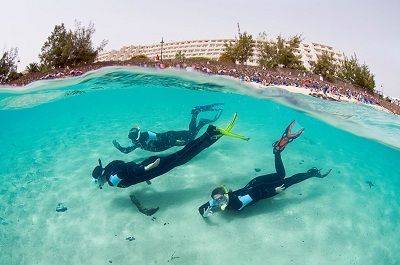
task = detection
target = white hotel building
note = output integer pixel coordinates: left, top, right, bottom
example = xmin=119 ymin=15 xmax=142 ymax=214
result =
xmin=97 ymin=38 xmax=344 ymax=69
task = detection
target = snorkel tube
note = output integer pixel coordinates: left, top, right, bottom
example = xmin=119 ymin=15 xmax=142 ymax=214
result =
xmin=92 ymin=159 xmax=105 ymax=189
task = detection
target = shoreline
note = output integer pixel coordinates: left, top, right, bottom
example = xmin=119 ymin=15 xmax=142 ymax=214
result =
xmin=1 ymin=59 xmax=399 ymax=115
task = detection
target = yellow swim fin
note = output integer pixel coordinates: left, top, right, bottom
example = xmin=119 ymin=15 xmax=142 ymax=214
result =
xmin=217 ymin=113 xmax=250 ymax=141
xmin=225 ymin=112 xmax=238 ymax=132
xmin=218 ymin=130 xmax=250 ymax=141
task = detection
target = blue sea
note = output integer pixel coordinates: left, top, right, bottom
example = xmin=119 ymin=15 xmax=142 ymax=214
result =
xmin=0 ymin=67 xmax=399 ymax=264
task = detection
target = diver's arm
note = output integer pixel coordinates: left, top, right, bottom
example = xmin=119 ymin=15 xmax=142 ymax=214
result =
xmin=198 ymin=202 xmax=212 ymax=217
xmin=198 ymin=200 xmax=222 ymax=217
xmin=113 ymin=140 xmax=138 ymax=154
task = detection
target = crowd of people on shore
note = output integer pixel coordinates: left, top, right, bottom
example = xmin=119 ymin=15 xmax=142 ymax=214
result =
xmin=40 ymin=69 xmax=84 ymax=80
xmin=388 ymin=97 xmax=400 ymax=107
xmin=182 ymin=62 xmax=378 ymax=105
xmin=4 ymin=59 xmax=399 ymax=113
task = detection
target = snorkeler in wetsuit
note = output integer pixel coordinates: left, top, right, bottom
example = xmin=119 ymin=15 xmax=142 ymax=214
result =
xmin=198 ymin=121 xmax=332 ymax=217
xmin=92 ymin=113 xmax=249 ymax=190
xmin=112 ymin=103 xmax=224 ymax=153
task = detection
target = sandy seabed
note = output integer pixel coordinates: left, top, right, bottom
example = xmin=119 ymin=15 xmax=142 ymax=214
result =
xmin=1 ymin=68 xmax=399 ymax=264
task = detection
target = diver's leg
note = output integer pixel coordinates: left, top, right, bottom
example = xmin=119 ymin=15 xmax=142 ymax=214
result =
xmin=188 ymin=112 xmax=199 ymax=133
xmin=160 ymin=111 xmax=199 ymax=146
xmin=142 ymin=114 xmax=247 ymax=180
xmin=245 ymin=173 xmax=282 ymax=189
xmin=242 ymin=153 xmax=286 ymax=197
xmin=161 ymin=130 xmax=192 ymax=147
xmin=195 ymin=109 xmax=223 ymax=134
xmin=165 ymin=125 xmax=220 ymax=167
xmin=284 ymin=168 xmax=330 ymax=188
xmin=283 ymin=172 xmax=314 ymax=189
xmin=245 ymin=152 xmax=286 ymax=188
xmin=274 ymin=152 xmax=286 ymax=180
xmin=144 ymin=125 xmax=221 ymax=177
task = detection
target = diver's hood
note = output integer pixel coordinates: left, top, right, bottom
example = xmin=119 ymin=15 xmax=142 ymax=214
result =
xmin=128 ymin=127 xmax=141 ymax=141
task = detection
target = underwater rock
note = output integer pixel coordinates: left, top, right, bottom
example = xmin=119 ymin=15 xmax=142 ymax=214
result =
xmin=167 ymin=251 xmax=180 ymax=262
xmin=55 ymin=203 xmax=67 ymax=212
xmin=126 ymin=236 xmax=135 ymax=241
xmin=0 ymin=217 xmax=9 ymax=225
xmin=254 ymin=168 xmax=261 ymax=172
xmin=65 ymin=90 xmax=85 ymax=96
xmin=366 ymin=181 xmax=374 ymax=188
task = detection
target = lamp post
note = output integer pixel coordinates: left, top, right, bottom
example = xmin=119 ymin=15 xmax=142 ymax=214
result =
xmin=160 ymin=37 xmax=164 ymax=63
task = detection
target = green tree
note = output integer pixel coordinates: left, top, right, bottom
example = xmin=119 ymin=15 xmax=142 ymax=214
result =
xmin=277 ymin=35 xmax=304 ymax=69
xmin=257 ymin=35 xmax=278 ymax=68
xmin=39 ymin=22 xmax=106 ymax=68
xmin=222 ymin=41 xmax=236 ymax=63
xmin=39 ymin=23 xmax=73 ymax=68
xmin=258 ymin=34 xmax=304 ymax=70
xmin=69 ymin=22 xmax=107 ymax=65
xmin=337 ymin=55 xmax=358 ymax=83
xmin=175 ymin=50 xmax=185 ymax=61
xmin=222 ymin=32 xmax=255 ymax=64
xmin=130 ymin=54 xmax=149 ymax=61
xmin=355 ymin=64 xmax=375 ymax=92
xmin=26 ymin=62 xmax=40 ymax=73
xmin=218 ymin=52 xmax=235 ymax=63
xmin=0 ymin=48 xmax=19 ymax=83
xmin=311 ymin=51 xmax=337 ymax=81
xmin=234 ymin=32 xmax=255 ymax=64
xmin=338 ymin=55 xmax=375 ymax=92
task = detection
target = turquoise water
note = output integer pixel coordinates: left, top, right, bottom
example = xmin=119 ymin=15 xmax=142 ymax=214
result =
xmin=1 ymin=67 xmax=399 ymax=264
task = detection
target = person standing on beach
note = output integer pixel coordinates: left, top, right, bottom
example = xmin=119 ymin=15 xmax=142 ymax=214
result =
xmin=198 ymin=121 xmax=331 ymax=217
xmin=112 ymin=103 xmax=224 ymax=153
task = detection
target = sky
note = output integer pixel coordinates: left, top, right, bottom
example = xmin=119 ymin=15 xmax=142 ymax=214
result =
xmin=1 ymin=0 xmax=399 ymax=97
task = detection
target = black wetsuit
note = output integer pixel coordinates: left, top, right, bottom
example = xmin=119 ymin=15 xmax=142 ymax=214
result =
xmin=102 ymin=125 xmax=220 ymax=188
xmin=199 ymin=152 xmax=318 ymax=213
xmin=116 ymin=112 xmax=210 ymax=153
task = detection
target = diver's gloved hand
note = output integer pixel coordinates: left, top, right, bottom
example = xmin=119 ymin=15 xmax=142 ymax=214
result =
xmin=112 ymin=140 xmax=121 ymax=148
xmin=318 ymin=169 xmax=332 ymax=178
xmin=144 ymin=158 xmax=160 ymax=171
xmin=275 ymin=184 xmax=285 ymax=193
xmin=202 ymin=206 xmax=214 ymax=217
xmin=307 ymin=168 xmax=332 ymax=178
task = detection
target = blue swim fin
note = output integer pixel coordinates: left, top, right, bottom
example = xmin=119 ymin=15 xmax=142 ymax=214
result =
xmin=192 ymin=103 xmax=224 ymax=114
